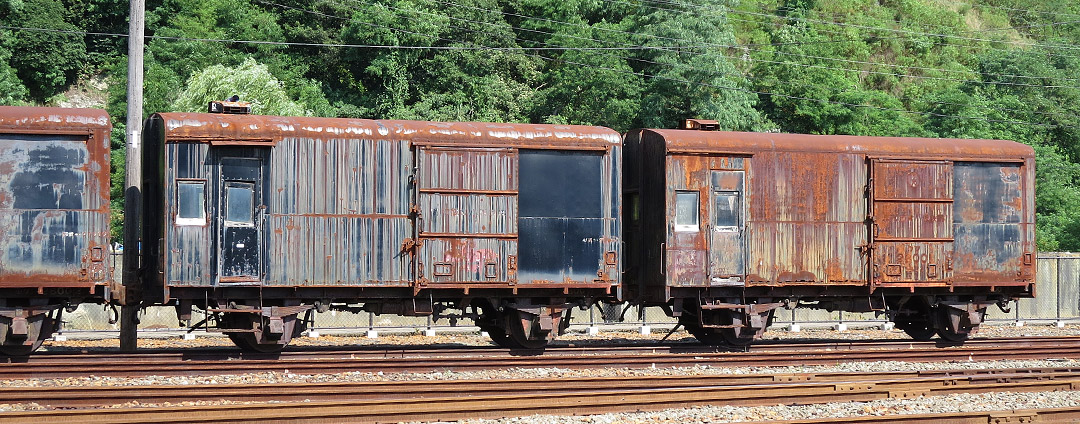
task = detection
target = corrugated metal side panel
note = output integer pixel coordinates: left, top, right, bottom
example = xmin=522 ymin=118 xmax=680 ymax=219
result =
xmin=266 ymin=138 xmax=412 ymax=286
xmin=271 ymin=138 xmax=410 ymax=216
xmin=422 ymin=194 xmax=516 ymax=234
xmin=266 ymin=215 xmax=410 ymax=286
xmin=418 ymin=149 xmax=515 ymax=191
xmin=873 ymin=160 xmax=953 ymax=200
xmin=165 ymin=143 xmax=211 ymax=286
xmin=417 ymin=147 xmax=517 ymax=285
xmin=746 ymin=152 xmax=867 ymax=285
xmin=952 ymin=162 xmax=1026 ymax=283
xmin=874 ymin=203 xmax=952 ymax=239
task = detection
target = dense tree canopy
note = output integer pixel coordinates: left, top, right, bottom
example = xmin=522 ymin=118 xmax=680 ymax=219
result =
xmin=3 ymin=0 xmax=1080 ymax=250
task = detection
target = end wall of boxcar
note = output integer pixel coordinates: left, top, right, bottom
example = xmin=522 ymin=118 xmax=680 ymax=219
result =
xmin=0 ymin=106 xmax=112 ymax=354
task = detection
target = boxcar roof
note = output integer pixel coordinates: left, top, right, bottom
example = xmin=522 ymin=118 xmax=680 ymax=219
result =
xmin=152 ymin=113 xmax=622 ymax=149
xmin=640 ymin=129 xmax=1034 ymax=160
xmin=0 ymin=106 xmax=110 ymax=131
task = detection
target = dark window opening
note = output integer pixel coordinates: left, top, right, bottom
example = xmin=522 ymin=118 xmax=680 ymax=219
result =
xmin=713 ymin=191 xmax=740 ymax=228
xmin=225 ymin=183 xmax=254 ymax=226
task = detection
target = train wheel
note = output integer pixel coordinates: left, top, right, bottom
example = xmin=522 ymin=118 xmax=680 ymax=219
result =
xmin=893 ymin=298 xmax=936 ymax=341
xmin=897 ymin=320 xmax=936 ymax=341
xmin=679 ymin=313 xmax=724 ymax=345
xmin=471 ymin=300 xmax=516 ymax=348
xmin=0 ymin=313 xmax=55 ymax=356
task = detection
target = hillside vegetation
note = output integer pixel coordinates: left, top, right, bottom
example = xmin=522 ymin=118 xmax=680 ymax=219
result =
xmin=2 ymin=0 xmax=1079 ymax=250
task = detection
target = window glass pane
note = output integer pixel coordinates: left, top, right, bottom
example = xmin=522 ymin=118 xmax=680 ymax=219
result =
xmin=177 ymin=182 xmax=205 ymax=220
xmin=675 ymin=191 xmax=699 ymax=230
xmin=226 ymin=185 xmax=254 ymax=224
xmin=714 ymin=192 xmax=740 ymax=227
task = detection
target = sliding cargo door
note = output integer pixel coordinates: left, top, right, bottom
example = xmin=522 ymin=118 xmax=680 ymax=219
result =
xmin=415 ymin=147 xmax=517 ymax=286
xmin=517 ymin=150 xmax=605 ymax=283
xmin=870 ymin=159 xmax=953 ymax=287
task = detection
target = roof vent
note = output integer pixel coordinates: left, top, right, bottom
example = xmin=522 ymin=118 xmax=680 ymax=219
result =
xmin=208 ymin=95 xmax=252 ymax=114
xmin=681 ymin=119 xmax=719 ymax=131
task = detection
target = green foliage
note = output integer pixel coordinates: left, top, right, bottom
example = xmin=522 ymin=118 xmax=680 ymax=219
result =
xmin=2 ymin=0 xmax=87 ymax=99
xmin=171 ymin=58 xmax=306 ymax=115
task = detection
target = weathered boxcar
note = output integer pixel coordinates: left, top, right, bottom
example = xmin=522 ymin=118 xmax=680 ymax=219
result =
xmin=139 ymin=108 xmax=621 ymax=351
xmin=0 ymin=106 xmax=113 ymax=354
xmin=623 ymin=121 xmax=1035 ymax=344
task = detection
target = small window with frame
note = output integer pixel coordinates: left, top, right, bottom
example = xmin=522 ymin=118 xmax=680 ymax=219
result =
xmin=175 ymin=180 xmax=206 ymax=226
xmin=713 ymin=191 xmax=741 ymax=231
xmin=224 ymin=182 xmax=255 ymax=227
xmin=674 ymin=191 xmax=699 ymax=232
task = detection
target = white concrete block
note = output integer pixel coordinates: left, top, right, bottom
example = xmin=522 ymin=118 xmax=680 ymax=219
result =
xmin=1057 ymin=321 xmax=1067 ymax=328
xmin=835 ymin=323 xmax=848 ymax=332
xmin=587 ymin=326 xmax=600 ymax=336
xmin=639 ymin=325 xmax=651 ymax=335
xmin=53 ymin=334 xmax=67 ymax=342
xmin=307 ymin=330 xmax=321 ymax=338
xmin=424 ymin=329 xmax=436 ymax=337
xmin=789 ymin=324 xmax=801 ymax=333
xmin=1015 ymin=321 xmax=1025 ymax=327
xmin=183 ymin=333 xmax=196 ymax=341
xmin=480 ymin=331 xmax=490 ymax=338
xmin=366 ymin=330 xmax=379 ymax=338
xmin=881 ymin=322 xmax=895 ymax=331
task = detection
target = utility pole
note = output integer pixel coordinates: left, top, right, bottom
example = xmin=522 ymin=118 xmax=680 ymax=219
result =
xmin=121 ymin=0 xmax=145 ymax=352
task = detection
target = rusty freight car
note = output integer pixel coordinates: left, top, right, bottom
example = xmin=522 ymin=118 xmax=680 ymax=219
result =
xmin=139 ymin=106 xmax=622 ymax=351
xmin=0 ymin=106 xmax=114 ymax=355
xmin=623 ymin=121 xmax=1035 ymax=345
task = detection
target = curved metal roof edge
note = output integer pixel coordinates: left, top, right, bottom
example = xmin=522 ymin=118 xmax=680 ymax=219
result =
xmin=152 ymin=112 xmax=622 ymax=146
xmin=0 ymin=106 xmax=111 ymax=130
xmin=638 ymin=129 xmax=1035 ymax=158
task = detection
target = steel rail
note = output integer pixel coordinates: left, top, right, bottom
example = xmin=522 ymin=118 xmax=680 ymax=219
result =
xmin=762 ymin=407 xmax=1080 ymax=423
xmin=6 ymin=367 xmax=1080 ymax=409
xmin=17 ymin=335 xmax=1080 ymax=363
xmin=3 ymin=342 xmax=1080 ymax=379
xmin=3 ymin=370 xmax=1080 ymax=423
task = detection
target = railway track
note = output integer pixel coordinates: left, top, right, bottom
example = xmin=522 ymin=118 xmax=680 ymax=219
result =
xmin=3 ymin=337 xmax=1080 ymax=379
xmin=2 ymin=366 xmax=1080 ymax=423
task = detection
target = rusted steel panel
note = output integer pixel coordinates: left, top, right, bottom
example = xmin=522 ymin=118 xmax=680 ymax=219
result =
xmin=150 ymin=112 xmax=620 ymax=294
xmin=0 ymin=107 xmax=111 ymax=289
xmin=649 ymin=129 xmax=1033 ymax=160
xmin=952 ymin=162 xmax=1029 ymax=283
xmin=874 ymin=242 xmax=952 ymax=283
xmin=421 ymin=194 xmax=517 ymax=235
xmin=872 ymin=160 xmax=953 ymax=201
xmin=633 ymin=128 xmax=1035 ymax=299
xmin=874 ymin=202 xmax=952 ymax=240
xmin=154 ymin=113 xmax=621 ymax=149
xmin=418 ymin=148 xmax=516 ymax=191
xmin=417 ymin=147 xmax=517 ymax=285
xmin=165 ymin=143 xmax=211 ymax=286
xmin=744 ymin=152 xmax=867 ymax=285
xmin=420 ymin=238 xmax=515 ymax=283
